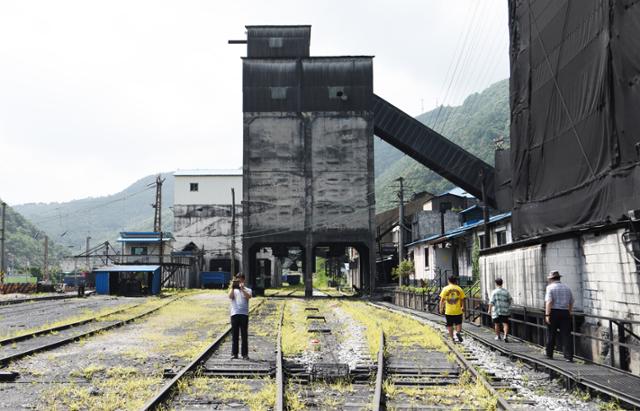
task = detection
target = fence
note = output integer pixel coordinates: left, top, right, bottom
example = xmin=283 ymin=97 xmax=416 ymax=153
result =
xmin=0 ymin=283 xmax=38 ymax=294
xmin=393 ymin=288 xmax=640 ymax=372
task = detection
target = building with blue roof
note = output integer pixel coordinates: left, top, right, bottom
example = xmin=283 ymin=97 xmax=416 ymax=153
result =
xmin=407 ymin=210 xmax=512 ymax=286
xmin=117 ymin=232 xmax=175 ymax=265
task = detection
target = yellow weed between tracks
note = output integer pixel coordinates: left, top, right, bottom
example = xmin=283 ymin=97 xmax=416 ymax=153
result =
xmin=39 ymin=290 xmax=230 ymax=411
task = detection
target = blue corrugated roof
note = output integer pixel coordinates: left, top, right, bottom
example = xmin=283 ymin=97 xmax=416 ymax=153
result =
xmin=93 ymin=265 xmax=160 ymax=272
xmin=407 ymin=212 xmax=511 ymax=248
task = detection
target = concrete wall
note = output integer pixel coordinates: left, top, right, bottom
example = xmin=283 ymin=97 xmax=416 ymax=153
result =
xmin=480 ymin=244 xmax=544 ymax=304
xmin=479 ymin=228 xmax=640 ymax=372
xmin=412 ymin=210 xmax=460 ymax=240
xmin=174 ymin=175 xmax=242 ymax=206
xmin=243 ymin=111 xmax=376 ymax=290
xmin=244 ymin=115 xmax=306 ymax=233
xmin=173 ymin=204 xmax=242 ymax=273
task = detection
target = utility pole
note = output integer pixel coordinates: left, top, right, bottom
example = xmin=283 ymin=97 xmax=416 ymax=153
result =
xmin=0 ymin=202 xmax=6 ymax=277
xmin=480 ymin=169 xmax=491 ymax=249
xmin=43 ymin=236 xmax=49 ymax=282
xmin=230 ymin=188 xmax=236 ymax=277
xmin=85 ymin=236 xmax=91 ymax=271
xmin=396 ymin=177 xmax=405 ymax=286
xmin=151 ymin=175 xmax=165 ymax=270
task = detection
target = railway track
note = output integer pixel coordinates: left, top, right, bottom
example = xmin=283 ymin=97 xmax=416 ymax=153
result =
xmin=142 ymin=298 xmax=286 ymax=410
xmin=370 ymin=302 xmax=519 ymax=410
xmin=0 ymin=296 xmax=181 ymax=368
xmin=0 ymin=291 xmax=91 ymax=307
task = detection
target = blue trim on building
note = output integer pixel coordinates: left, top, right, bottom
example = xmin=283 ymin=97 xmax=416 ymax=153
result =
xmin=407 ymin=212 xmax=512 ymax=248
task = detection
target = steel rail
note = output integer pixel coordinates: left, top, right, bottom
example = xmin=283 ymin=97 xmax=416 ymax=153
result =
xmin=442 ymin=333 xmax=513 ymax=411
xmin=368 ymin=302 xmax=513 ymax=411
xmin=458 ymin=326 xmax=640 ymax=409
xmin=0 ymin=296 xmax=181 ymax=366
xmin=275 ymin=301 xmax=286 ymax=411
xmin=0 ymin=302 xmax=145 ymax=346
xmin=372 ymin=328 xmax=385 ymax=411
xmin=0 ymin=291 xmax=93 ymax=308
xmin=141 ymin=290 xmax=294 ymax=411
xmin=383 ymin=301 xmax=640 ymax=409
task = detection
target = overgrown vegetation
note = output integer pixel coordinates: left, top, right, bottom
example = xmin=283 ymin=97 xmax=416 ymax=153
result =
xmin=384 ymin=372 xmax=498 ymax=410
xmin=178 ymin=377 xmax=276 ymax=411
xmin=392 ymin=259 xmax=415 ymax=284
xmin=0 ymin=199 xmax=68 ymax=276
xmin=339 ymin=301 xmax=447 ymax=359
xmin=281 ymin=300 xmax=312 ymax=356
xmin=37 ymin=291 xmax=230 ymax=410
xmin=472 ymin=235 xmax=481 ymax=280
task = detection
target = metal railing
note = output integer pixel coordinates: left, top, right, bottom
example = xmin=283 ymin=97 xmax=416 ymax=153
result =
xmin=393 ymin=289 xmax=640 ymax=373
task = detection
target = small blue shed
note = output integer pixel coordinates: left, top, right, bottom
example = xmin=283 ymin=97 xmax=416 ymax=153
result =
xmin=93 ymin=265 xmax=161 ymax=296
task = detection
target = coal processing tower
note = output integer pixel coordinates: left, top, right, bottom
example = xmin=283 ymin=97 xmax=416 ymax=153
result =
xmin=236 ymin=26 xmax=376 ymax=296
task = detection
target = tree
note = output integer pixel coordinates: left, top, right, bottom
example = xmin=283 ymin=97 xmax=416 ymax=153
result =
xmin=472 ymin=236 xmax=480 ymax=280
xmin=393 ymin=259 xmax=415 ymax=286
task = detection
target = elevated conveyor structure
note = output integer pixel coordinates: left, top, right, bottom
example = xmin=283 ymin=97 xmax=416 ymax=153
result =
xmin=373 ymin=94 xmax=497 ymax=207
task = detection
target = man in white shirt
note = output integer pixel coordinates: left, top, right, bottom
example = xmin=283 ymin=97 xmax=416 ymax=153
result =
xmin=228 ymin=273 xmax=252 ymax=359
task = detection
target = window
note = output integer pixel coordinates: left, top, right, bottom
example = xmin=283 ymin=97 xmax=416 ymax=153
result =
xmin=190 ymin=183 xmax=199 ymax=192
xmin=270 ymin=87 xmax=287 ymax=99
xmin=496 ymin=230 xmax=507 ymax=246
xmin=424 ymin=246 xmax=429 ymax=269
xmin=269 ymin=37 xmax=283 ymax=48
xmin=132 ymin=247 xmax=148 ymax=256
xmin=478 ymin=233 xmax=486 ymax=249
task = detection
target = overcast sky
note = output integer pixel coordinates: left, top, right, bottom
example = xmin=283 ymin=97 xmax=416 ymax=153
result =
xmin=0 ymin=0 xmax=509 ymax=205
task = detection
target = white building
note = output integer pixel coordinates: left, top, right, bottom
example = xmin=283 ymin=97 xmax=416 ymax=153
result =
xmin=408 ymin=209 xmax=512 ymax=285
xmin=173 ymin=169 xmax=243 ymax=277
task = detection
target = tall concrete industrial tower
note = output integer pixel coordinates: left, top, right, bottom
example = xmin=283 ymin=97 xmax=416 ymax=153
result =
xmin=238 ymin=25 xmax=376 ymax=296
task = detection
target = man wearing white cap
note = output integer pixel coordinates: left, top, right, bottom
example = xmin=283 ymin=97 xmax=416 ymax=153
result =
xmin=544 ymin=270 xmax=574 ymax=362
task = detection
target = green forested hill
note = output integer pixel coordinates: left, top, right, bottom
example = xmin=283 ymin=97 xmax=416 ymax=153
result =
xmin=13 ymin=172 xmax=174 ymax=252
xmin=374 ymin=79 xmax=509 ymax=211
xmin=0 ymin=200 xmax=68 ymax=274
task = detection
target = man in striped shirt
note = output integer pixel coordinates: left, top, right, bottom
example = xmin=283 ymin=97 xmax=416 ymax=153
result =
xmin=544 ymin=270 xmax=575 ymax=362
xmin=489 ymin=278 xmax=513 ymax=342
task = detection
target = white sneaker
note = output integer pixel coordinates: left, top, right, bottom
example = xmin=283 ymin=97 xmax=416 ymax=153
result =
xmin=494 ymin=335 xmax=501 ymax=341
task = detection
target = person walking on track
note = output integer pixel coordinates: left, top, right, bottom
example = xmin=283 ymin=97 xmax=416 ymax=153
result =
xmin=489 ymin=277 xmax=513 ymax=342
xmin=228 ymin=273 xmax=252 ymax=360
xmin=544 ymin=270 xmax=574 ymax=362
xmin=439 ymin=275 xmax=466 ymax=343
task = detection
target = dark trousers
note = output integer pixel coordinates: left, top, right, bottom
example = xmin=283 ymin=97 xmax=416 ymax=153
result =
xmin=546 ymin=309 xmax=573 ymax=360
xmin=231 ymin=314 xmax=249 ymax=357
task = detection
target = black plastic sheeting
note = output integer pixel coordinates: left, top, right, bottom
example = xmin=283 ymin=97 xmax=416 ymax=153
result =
xmin=509 ymin=0 xmax=640 ymax=239
xmin=243 ymin=57 xmax=373 ymax=112
xmin=373 ymin=95 xmax=496 ymax=206
xmin=246 ymin=26 xmax=310 ymax=58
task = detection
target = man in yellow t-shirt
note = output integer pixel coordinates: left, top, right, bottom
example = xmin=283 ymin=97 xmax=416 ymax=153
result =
xmin=439 ymin=275 xmax=466 ymax=343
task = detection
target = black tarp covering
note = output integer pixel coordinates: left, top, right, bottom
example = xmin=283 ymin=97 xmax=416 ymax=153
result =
xmin=509 ymin=0 xmax=640 ymax=239
xmin=243 ymin=57 xmax=373 ymax=112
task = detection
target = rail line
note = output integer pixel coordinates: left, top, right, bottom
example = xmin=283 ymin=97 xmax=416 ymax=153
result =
xmin=0 ymin=296 xmax=180 ymax=367
xmin=379 ymin=301 xmax=640 ymax=409
xmin=0 ymin=291 xmax=91 ymax=307
xmin=142 ymin=291 xmax=292 ymax=410
xmin=370 ymin=302 xmax=514 ymax=410
xmin=0 ymin=301 xmax=145 ymax=347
